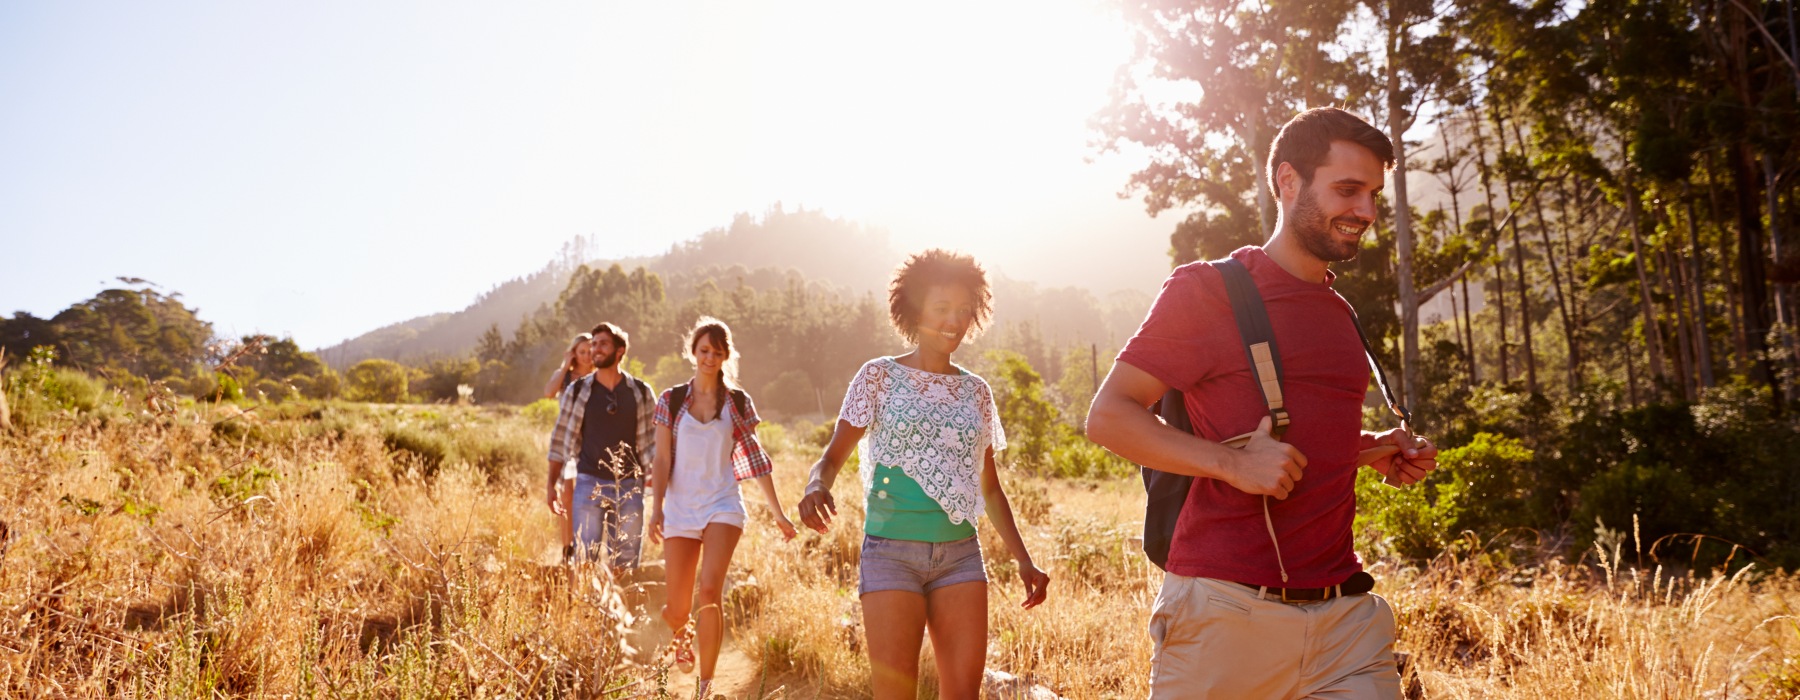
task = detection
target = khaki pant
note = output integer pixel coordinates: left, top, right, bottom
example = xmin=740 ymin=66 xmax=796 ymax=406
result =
xmin=1148 ymin=574 xmax=1400 ymax=699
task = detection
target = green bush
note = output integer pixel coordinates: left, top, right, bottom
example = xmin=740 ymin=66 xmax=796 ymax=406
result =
xmin=1355 ymin=432 xmax=1534 ymax=561
xmin=521 ymin=398 xmax=560 ymax=428
xmin=3 ymin=347 xmax=109 ymax=429
xmin=381 ymin=424 xmax=450 ymax=475
xmin=1045 ymin=437 xmax=1135 ymax=480
xmin=450 ymin=431 xmax=539 ymax=483
xmin=346 ymin=359 xmax=412 ymax=403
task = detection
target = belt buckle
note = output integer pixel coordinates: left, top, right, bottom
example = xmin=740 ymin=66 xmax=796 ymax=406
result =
xmin=1280 ymin=588 xmax=1305 ymax=604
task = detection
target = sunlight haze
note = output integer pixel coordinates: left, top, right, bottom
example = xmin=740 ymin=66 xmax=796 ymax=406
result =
xmin=0 ymin=0 xmax=1173 ymax=347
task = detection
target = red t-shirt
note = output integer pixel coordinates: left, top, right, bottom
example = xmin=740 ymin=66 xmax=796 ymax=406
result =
xmin=1117 ymin=246 xmax=1369 ymax=588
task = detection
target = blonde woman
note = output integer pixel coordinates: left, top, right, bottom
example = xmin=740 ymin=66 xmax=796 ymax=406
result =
xmin=797 ymin=250 xmax=1049 ymax=700
xmin=545 ymin=332 xmax=595 ymax=562
xmin=649 ymin=317 xmax=797 ymax=698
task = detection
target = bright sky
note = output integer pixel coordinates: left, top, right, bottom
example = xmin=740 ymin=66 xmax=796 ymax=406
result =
xmin=0 ymin=0 xmax=1173 ymax=348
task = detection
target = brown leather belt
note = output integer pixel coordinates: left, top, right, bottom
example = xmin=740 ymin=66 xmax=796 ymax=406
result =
xmin=1234 ymin=571 xmax=1375 ymax=604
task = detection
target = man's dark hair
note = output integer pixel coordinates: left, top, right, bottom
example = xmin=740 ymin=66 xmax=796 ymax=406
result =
xmin=589 ymin=322 xmax=629 ymax=353
xmin=1266 ymin=108 xmax=1394 ymax=201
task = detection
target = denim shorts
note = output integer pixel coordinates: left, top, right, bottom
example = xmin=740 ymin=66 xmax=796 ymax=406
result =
xmin=858 ymin=534 xmax=987 ymax=596
xmin=570 ymin=474 xmax=643 ymax=570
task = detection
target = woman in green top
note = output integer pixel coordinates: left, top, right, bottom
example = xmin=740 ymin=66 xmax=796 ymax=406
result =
xmin=798 ymin=249 xmax=1049 ymax=700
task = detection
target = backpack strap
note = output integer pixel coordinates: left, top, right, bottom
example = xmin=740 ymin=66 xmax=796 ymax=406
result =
xmin=1340 ymin=296 xmax=1411 ymax=427
xmin=1216 ymin=259 xmax=1289 ymax=440
xmin=670 ymin=382 xmax=690 ymax=419
xmin=729 ymin=388 xmax=749 ymax=419
xmin=670 ymin=382 xmax=748 ymax=420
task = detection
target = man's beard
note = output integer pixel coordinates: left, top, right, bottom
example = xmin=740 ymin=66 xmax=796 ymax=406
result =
xmin=594 ymin=349 xmax=621 ymax=370
xmin=1292 ymin=185 xmax=1365 ymax=263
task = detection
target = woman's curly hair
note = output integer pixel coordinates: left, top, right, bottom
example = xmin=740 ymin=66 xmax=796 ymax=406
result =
xmin=887 ymin=249 xmax=993 ymax=344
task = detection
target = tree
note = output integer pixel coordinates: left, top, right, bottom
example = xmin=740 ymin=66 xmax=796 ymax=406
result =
xmin=982 ymin=350 xmax=1063 ymax=468
xmin=242 ymin=336 xmax=326 ymax=381
xmin=345 ymin=359 xmax=412 ymax=403
xmin=1097 ymin=0 xmax=1372 ymax=263
xmin=46 ymin=287 xmax=213 ymax=380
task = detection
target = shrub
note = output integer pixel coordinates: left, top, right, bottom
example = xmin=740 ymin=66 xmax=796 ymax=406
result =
xmin=451 ymin=431 xmax=537 ymax=483
xmin=520 ymin=398 xmax=560 ymax=428
xmin=760 ymin=370 xmax=818 ymax=418
xmin=3 ymin=347 xmax=109 ymax=429
xmin=1355 ymin=431 xmax=1534 ymax=561
xmin=381 ymin=424 xmax=450 ymax=475
xmin=346 ymin=359 xmax=411 ymax=403
xmin=251 ymin=378 xmax=292 ymax=403
xmin=1045 ymin=436 xmax=1135 ymax=480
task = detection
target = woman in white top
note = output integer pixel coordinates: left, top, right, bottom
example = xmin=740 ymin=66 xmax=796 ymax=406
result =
xmin=649 ymin=317 xmax=797 ymax=698
xmin=797 ymin=250 xmax=1049 ymax=700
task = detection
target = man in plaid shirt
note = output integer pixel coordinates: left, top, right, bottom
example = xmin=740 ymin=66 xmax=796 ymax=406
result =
xmin=546 ymin=322 xmax=657 ymax=573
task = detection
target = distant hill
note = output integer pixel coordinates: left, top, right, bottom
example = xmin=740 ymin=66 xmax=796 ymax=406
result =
xmin=319 ymin=204 xmax=1157 ymax=372
xmin=318 ymin=205 xmax=900 ymax=369
xmin=317 ymin=264 xmax=577 ymax=369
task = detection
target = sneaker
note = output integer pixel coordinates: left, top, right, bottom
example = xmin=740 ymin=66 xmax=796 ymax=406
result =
xmin=671 ymin=630 xmax=695 ymax=673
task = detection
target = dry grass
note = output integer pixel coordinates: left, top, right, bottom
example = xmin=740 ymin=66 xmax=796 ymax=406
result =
xmin=5 ymin=400 xmax=1800 ymax=698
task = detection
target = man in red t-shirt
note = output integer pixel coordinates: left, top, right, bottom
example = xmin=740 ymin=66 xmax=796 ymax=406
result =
xmin=1087 ymin=108 xmax=1440 ymax=698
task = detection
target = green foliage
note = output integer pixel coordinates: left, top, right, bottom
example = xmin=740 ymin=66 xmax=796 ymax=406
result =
xmin=981 ymin=350 xmax=1063 ymax=468
xmin=1356 ymin=432 xmax=1535 ymax=561
xmin=211 ymin=462 xmax=282 ymax=503
xmin=3 ymin=346 xmax=110 ymax=429
xmin=241 ymin=336 xmax=326 ymax=382
xmin=346 ymin=359 xmax=412 ymax=403
xmin=1044 ymin=438 xmax=1135 ymax=480
xmin=520 ymin=398 xmax=559 ymax=428
xmin=760 ymin=369 xmax=819 ymax=417
xmin=381 ymin=424 xmax=450 ymax=475
xmin=1 ymin=286 xmax=213 ymax=380
xmin=212 ymin=372 xmax=244 ymax=402
xmin=412 ymin=357 xmax=479 ymax=403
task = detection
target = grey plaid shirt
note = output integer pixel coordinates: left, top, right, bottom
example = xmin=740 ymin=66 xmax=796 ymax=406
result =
xmin=547 ymin=370 xmax=656 ymax=479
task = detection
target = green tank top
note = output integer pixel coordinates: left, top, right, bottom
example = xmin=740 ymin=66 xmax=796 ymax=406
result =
xmin=863 ymin=463 xmax=977 ymax=542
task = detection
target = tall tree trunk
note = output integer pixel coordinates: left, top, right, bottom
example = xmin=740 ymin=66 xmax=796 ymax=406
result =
xmin=1623 ymin=171 xmax=1669 ymax=395
xmin=1390 ymin=43 xmax=1422 ymax=411
xmin=1494 ymin=103 xmax=1538 ymax=393
xmin=1470 ymin=107 xmax=1509 ymax=384
xmin=1624 ymin=329 xmax=1640 ymax=409
xmin=1658 ymin=232 xmax=1698 ymax=400
xmin=1556 ymin=177 xmax=1589 ymax=381
xmin=1706 ymin=148 xmax=1752 ymax=375
xmin=1251 ymin=120 xmax=1273 ymax=239
xmin=1461 ymin=276 xmax=1477 ymax=384
xmin=1733 ymin=142 xmax=1778 ymax=392
xmin=1763 ymin=154 xmax=1796 ymax=401
xmin=1682 ymin=181 xmax=1716 ymax=388
xmin=1510 ymin=120 xmax=1580 ymax=387
xmin=1440 ymin=125 xmax=1477 ymax=385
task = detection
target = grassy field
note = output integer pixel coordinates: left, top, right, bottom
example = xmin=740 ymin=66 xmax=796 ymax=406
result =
xmin=4 ymin=399 xmax=1800 ymax=698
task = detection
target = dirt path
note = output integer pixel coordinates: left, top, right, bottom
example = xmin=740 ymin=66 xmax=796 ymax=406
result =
xmin=620 ymin=561 xmax=824 ymax=700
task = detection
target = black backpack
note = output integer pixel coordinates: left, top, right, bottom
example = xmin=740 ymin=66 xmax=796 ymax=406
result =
xmin=668 ymin=382 xmax=749 ymax=421
xmin=1139 ymin=258 xmax=1410 ymax=571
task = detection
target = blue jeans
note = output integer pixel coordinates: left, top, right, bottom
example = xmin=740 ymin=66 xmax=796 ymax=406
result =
xmin=571 ymin=474 xmax=644 ymax=570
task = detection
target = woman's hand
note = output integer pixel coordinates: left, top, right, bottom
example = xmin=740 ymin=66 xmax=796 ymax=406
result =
xmin=797 ymin=488 xmax=837 ymax=533
xmin=647 ymin=508 xmax=665 ymax=545
xmin=774 ymin=512 xmax=798 ymax=541
xmin=1016 ymin=561 xmax=1050 ymax=609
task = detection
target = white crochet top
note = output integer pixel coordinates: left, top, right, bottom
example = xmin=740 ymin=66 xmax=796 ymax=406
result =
xmin=839 ymin=357 xmax=1007 ymax=525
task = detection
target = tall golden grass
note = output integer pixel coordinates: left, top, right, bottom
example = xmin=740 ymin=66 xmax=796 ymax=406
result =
xmin=4 ymin=400 xmax=1799 ymax=698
